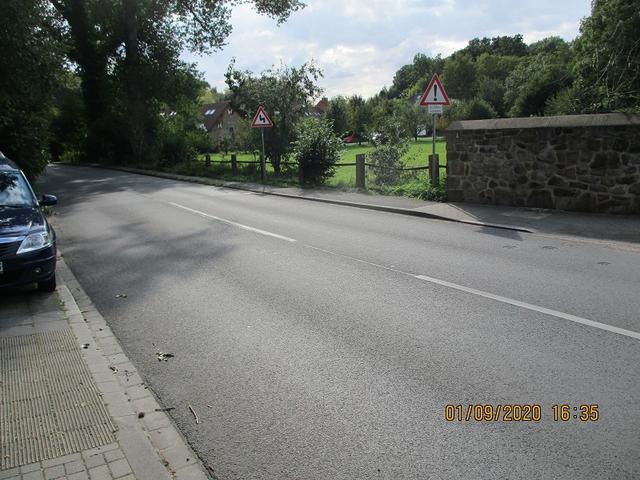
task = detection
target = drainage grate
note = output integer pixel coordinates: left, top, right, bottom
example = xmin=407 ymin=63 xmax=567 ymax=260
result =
xmin=0 ymin=329 xmax=115 ymax=470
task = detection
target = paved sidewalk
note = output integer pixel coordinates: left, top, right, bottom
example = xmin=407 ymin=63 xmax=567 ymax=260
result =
xmin=68 ymin=164 xmax=640 ymax=248
xmin=0 ymin=258 xmax=210 ymax=480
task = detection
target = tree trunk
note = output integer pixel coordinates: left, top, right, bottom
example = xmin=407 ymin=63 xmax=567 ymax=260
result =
xmin=61 ymin=0 xmax=111 ymax=160
xmin=122 ymin=0 xmax=145 ymax=164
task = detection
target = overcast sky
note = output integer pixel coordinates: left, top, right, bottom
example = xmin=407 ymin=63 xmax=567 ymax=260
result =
xmin=183 ymin=0 xmax=592 ymax=99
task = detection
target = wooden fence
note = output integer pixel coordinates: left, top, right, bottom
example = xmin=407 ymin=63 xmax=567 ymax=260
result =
xmin=202 ymin=153 xmax=446 ymax=188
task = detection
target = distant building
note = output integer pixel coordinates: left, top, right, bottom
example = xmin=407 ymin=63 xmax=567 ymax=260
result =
xmin=310 ymin=97 xmax=329 ymax=116
xmin=200 ymin=102 xmax=241 ymax=144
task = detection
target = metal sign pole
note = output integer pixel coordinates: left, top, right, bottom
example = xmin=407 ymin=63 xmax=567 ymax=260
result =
xmin=432 ymin=114 xmax=437 ymax=156
xmin=260 ymin=128 xmax=266 ymax=183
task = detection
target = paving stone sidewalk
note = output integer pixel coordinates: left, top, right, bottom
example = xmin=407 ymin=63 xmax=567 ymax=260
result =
xmin=0 ymin=257 xmax=210 ymax=480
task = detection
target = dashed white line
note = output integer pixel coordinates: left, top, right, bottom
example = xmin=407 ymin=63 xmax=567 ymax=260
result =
xmin=168 ymin=202 xmax=296 ymax=242
xmin=304 ymin=244 xmax=640 ymax=341
xmin=414 ymin=274 xmax=640 ymax=341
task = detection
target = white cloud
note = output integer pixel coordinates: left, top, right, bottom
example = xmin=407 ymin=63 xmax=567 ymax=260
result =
xmin=186 ymin=0 xmax=592 ymax=98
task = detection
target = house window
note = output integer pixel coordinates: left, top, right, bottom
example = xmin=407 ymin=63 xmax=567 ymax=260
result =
xmin=204 ymin=109 xmax=216 ymax=115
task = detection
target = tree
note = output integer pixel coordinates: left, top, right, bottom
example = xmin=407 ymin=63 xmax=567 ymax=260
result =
xmin=48 ymin=0 xmax=304 ymax=164
xmin=504 ymin=45 xmax=573 ymax=117
xmin=292 ymin=118 xmax=343 ymax=185
xmin=395 ymin=100 xmax=429 ymax=141
xmin=368 ymin=118 xmax=408 ymax=185
xmin=225 ymin=61 xmax=323 ymax=173
xmin=347 ymin=95 xmax=369 ymax=145
xmin=324 ymin=96 xmax=349 ymax=136
xmin=442 ymin=54 xmax=478 ymax=100
xmin=572 ymin=0 xmax=640 ymax=112
xmin=0 ymin=0 xmax=63 ymax=178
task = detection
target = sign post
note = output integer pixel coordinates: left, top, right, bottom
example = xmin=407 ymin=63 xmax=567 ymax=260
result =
xmin=419 ymin=74 xmax=450 ymax=187
xmin=251 ymin=105 xmax=274 ymax=182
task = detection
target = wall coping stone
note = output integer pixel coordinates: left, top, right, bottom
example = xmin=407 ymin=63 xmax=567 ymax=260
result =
xmin=447 ymin=113 xmax=640 ymax=131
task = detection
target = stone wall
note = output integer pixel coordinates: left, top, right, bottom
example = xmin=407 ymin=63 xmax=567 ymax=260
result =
xmin=445 ymin=113 xmax=640 ymax=213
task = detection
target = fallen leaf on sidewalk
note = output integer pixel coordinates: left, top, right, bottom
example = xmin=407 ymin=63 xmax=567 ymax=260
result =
xmin=115 ymin=293 xmax=127 ymax=298
xmin=109 ymin=365 xmax=118 ymax=372
xmin=81 ymin=343 xmax=90 ymax=349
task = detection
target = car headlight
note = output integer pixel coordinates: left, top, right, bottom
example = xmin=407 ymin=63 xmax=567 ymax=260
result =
xmin=17 ymin=232 xmax=52 ymax=255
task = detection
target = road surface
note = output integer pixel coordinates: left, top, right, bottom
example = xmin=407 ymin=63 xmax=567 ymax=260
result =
xmin=37 ymin=165 xmax=640 ymax=480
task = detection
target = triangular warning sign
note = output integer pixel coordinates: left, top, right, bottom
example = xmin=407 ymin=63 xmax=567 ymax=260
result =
xmin=251 ymin=106 xmax=273 ymax=128
xmin=419 ymin=74 xmax=450 ymax=106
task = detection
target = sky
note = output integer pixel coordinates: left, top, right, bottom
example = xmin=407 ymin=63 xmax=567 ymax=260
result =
xmin=183 ymin=0 xmax=592 ymax=99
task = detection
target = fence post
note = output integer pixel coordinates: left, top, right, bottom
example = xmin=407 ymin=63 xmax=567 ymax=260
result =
xmin=205 ymin=154 xmax=211 ymax=168
xmin=231 ymin=153 xmax=238 ymax=176
xmin=356 ymin=154 xmax=366 ymax=189
xmin=429 ymin=153 xmax=439 ymax=187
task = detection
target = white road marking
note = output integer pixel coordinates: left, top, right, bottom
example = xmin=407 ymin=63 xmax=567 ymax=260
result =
xmin=414 ymin=274 xmax=640 ymax=341
xmin=304 ymin=244 xmax=640 ymax=341
xmin=168 ymin=202 xmax=296 ymax=242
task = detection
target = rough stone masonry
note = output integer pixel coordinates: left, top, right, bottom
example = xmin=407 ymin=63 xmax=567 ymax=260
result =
xmin=445 ymin=113 xmax=640 ymax=214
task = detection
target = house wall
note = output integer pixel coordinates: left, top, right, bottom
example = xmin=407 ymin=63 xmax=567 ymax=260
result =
xmin=208 ymin=111 xmax=241 ymax=144
xmin=445 ymin=114 xmax=640 ymax=214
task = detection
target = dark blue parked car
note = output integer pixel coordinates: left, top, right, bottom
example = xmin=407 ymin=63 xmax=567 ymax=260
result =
xmin=0 ymin=152 xmax=57 ymax=292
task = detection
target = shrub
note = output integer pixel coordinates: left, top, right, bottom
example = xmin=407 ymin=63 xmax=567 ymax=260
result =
xmin=292 ymin=118 xmax=343 ymax=185
xmin=368 ymin=118 xmax=408 ymax=185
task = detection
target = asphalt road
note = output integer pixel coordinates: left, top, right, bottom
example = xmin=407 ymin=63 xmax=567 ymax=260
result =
xmin=37 ymin=165 xmax=640 ymax=480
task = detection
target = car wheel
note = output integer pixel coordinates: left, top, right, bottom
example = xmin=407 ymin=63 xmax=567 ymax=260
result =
xmin=38 ymin=275 xmax=57 ymax=292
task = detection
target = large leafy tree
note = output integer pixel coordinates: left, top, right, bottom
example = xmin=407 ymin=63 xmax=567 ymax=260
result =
xmin=324 ymin=96 xmax=349 ymax=137
xmin=572 ymin=0 xmax=640 ymax=112
xmin=48 ymin=0 xmax=304 ymax=164
xmin=0 ymin=0 xmax=63 ymax=178
xmin=441 ymin=54 xmax=478 ymax=100
xmin=225 ymin=62 xmax=322 ymax=172
xmin=504 ymin=42 xmax=573 ymax=117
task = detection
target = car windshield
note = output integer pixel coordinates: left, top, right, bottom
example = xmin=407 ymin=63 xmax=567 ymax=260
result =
xmin=0 ymin=171 xmax=37 ymax=207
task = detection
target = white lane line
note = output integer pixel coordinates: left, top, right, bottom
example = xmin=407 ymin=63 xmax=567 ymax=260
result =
xmin=304 ymin=244 xmax=640 ymax=341
xmin=414 ymin=274 xmax=640 ymax=341
xmin=168 ymin=202 xmax=296 ymax=242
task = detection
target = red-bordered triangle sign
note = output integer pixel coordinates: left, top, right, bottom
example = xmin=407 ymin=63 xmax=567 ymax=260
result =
xmin=251 ymin=106 xmax=274 ymax=128
xmin=419 ymin=74 xmax=450 ymax=106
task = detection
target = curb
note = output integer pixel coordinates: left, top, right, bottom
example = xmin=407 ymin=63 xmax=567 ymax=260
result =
xmin=58 ymin=162 xmax=533 ymax=234
xmin=56 ymin=255 xmax=213 ymax=480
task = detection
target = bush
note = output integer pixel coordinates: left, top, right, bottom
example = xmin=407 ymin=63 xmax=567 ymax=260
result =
xmin=368 ymin=118 xmax=408 ymax=185
xmin=292 ymin=118 xmax=343 ymax=185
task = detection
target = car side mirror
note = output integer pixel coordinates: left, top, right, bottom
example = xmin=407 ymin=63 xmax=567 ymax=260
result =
xmin=40 ymin=194 xmax=57 ymax=206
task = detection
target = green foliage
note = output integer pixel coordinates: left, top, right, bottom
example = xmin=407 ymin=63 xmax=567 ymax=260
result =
xmin=324 ymin=96 xmax=349 ymax=136
xmin=442 ymin=54 xmax=478 ymax=100
xmin=375 ymin=175 xmax=447 ymax=202
xmin=43 ymin=0 xmax=304 ymax=168
xmin=368 ymin=119 xmax=409 ymax=185
xmin=572 ymin=0 xmax=640 ymax=112
xmin=292 ymin=118 xmax=343 ymax=185
xmin=461 ymin=35 xmax=528 ymax=59
xmin=504 ymin=43 xmax=573 ymax=117
xmin=49 ymin=73 xmax=86 ymax=163
xmin=225 ymin=61 xmax=323 ymax=172
xmin=0 ymin=0 xmax=63 ymax=178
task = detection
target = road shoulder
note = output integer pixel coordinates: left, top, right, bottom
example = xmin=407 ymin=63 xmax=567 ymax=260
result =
xmin=0 ymin=255 xmax=211 ymax=480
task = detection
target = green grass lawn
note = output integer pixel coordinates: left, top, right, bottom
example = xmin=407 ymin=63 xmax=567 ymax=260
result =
xmin=198 ymin=137 xmax=447 ymax=189
xmin=328 ymin=138 xmax=447 ymax=187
